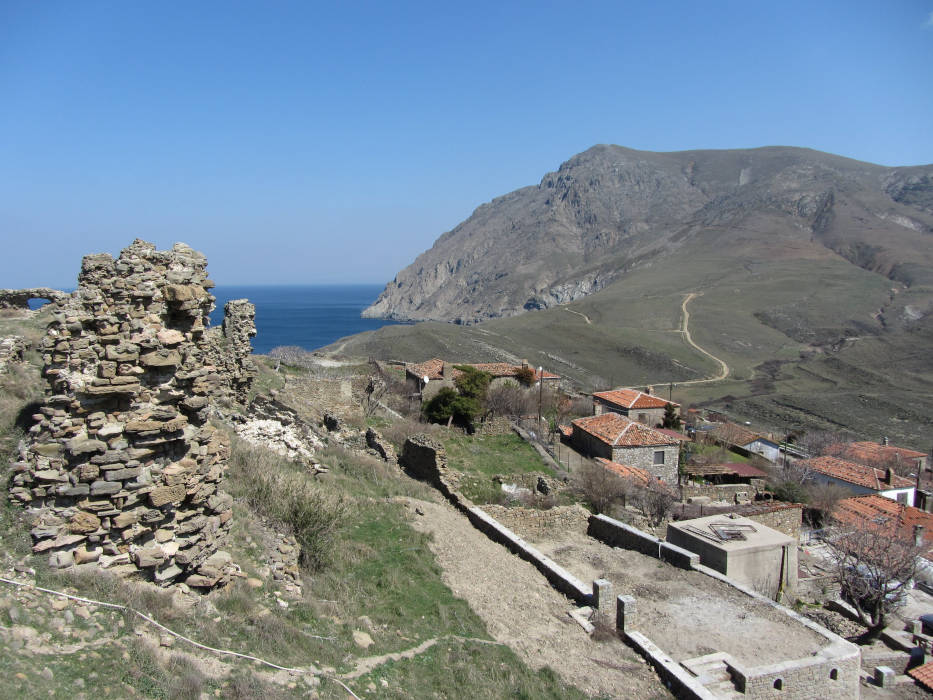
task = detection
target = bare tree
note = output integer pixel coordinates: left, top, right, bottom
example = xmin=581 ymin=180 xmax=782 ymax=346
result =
xmin=633 ymin=483 xmax=676 ymax=526
xmin=827 ymin=521 xmax=925 ymax=640
xmin=794 ymin=430 xmax=847 ymax=458
xmin=574 ymin=459 xmax=631 ymax=514
xmin=484 ymin=382 xmax=533 ymax=418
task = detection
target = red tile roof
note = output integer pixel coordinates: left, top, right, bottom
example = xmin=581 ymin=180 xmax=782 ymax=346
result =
xmin=832 ymin=495 xmax=933 ymax=556
xmin=655 ymin=428 xmax=689 ymax=442
xmin=710 ymin=422 xmax=764 ymax=447
xmin=803 ymin=456 xmax=915 ymax=491
xmin=909 ymin=661 xmax=933 ymax=690
xmin=557 ymin=424 xmax=573 ymax=438
xmin=572 ymin=413 xmax=678 ymax=448
xmin=593 ymin=388 xmax=676 ymax=410
xmin=408 ymin=358 xmax=445 ymax=381
xmin=827 ymin=441 xmax=927 ymax=468
xmin=596 ymin=458 xmax=675 ymax=493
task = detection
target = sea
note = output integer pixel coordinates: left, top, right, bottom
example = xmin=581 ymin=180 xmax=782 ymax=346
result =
xmin=208 ymin=284 xmax=398 ymax=354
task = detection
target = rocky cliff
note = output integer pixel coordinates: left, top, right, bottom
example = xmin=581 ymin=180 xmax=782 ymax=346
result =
xmin=363 ymin=145 xmax=933 ymax=323
xmin=8 ymin=239 xmax=255 ymax=587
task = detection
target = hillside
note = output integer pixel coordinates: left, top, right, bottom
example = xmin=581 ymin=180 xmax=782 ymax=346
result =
xmin=342 ymin=145 xmax=933 ymax=448
xmin=363 ymin=145 xmax=933 ymax=325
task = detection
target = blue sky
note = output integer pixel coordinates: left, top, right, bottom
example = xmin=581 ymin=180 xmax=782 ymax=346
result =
xmin=2 ymin=1 xmax=932 ymax=288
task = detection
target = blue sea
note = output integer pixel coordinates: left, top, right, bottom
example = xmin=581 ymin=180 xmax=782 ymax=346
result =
xmin=208 ymin=285 xmax=397 ymax=354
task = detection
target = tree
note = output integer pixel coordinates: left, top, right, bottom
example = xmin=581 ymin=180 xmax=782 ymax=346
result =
xmin=661 ymin=403 xmax=682 ymax=430
xmin=514 ymin=365 xmax=536 ymax=387
xmin=828 ymin=522 xmax=924 ymax=641
xmin=422 ymin=387 xmax=480 ymax=431
xmin=573 ymin=459 xmax=631 ymax=514
xmin=484 ymin=381 xmax=532 ymax=418
xmin=634 ymin=482 xmax=676 ymax=526
xmin=453 ymin=365 xmax=492 ymax=400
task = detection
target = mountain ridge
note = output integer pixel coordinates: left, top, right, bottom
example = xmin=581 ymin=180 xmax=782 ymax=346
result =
xmin=363 ymin=144 xmax=933 ymax=324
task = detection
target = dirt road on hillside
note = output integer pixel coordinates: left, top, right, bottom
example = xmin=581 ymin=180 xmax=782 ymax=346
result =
xmin=402 ymin=498 xmax=669 ymax=699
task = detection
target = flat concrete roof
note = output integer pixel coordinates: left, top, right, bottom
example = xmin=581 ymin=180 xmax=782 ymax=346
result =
xmin=667 ymin=513 xmax=794 ymax=554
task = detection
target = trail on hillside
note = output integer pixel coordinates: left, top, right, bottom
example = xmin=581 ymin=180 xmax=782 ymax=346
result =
xmin=620 ymin=291 xmax=730 ymax=391
xmin=564 ymin=308 xmax=592 ymax=324
xmin=677 ymin=292 xmax=730 ymax=385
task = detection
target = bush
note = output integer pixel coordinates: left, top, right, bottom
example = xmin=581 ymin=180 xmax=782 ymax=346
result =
xmin=227 ymin=439 xmax=349 ymax=571
xmin=514 ymin=366 xmax=536 ymax=386
xmin=423 ymin=387 xmax=480 ymax=430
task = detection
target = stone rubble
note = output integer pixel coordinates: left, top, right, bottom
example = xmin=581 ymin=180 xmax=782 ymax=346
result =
xmin=0 ymin=335 xmax=27 ymax=373
xmin=8 ymin=239 xmax=256 ymax=588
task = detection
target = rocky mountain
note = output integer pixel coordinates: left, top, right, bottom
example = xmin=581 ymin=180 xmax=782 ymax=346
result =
xmin=363 ymin=145 xmax=933 ymax=324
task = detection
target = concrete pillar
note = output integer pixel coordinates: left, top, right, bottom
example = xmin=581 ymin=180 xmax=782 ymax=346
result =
xmin=592 ymin=579 xmax=613 ymax=612
xmin=616 ymin=594 xmax=636 ymax=632
xmin=874 ymin=666 xmax=895 ymax=688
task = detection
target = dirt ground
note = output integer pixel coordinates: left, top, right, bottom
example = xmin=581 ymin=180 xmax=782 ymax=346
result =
xmin=487 ymin=509 xmax=828 ymax=670
xmin=401 ymin=497 xmax=671 ymax=699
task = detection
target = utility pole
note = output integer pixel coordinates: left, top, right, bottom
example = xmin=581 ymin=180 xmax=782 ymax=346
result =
xmin=537 ymin=366 xmax=544 ymax=429
xmin=669 ymin=382 xmax=673 ymax=401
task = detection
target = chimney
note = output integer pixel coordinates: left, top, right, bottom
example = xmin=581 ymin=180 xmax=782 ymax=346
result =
xmin=915 ymin=525 xmax=925 ymax=547
xmin=521 ymin=359 xmax=528 ymax=369
xmin=882 ymin=436 xmax=889 ymax=446
xmin=886 ymin=467 xmax=894 ymax=485
xmin=644 ymin=386 xmax=653 ymax=395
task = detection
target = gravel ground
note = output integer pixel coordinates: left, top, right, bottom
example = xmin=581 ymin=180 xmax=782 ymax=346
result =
xmin=401 ymin=497 xmax=671 ymax=699
xmin=520 ymin=529 xmax=829 ymax=669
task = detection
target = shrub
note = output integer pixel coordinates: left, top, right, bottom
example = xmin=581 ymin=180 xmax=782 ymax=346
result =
xmin=227 ymin=439 xmax=349 ymax=571
xmin=514 ymin=366 xmax=536 ymax=386
xmin=423 ymin=387 xmax=480 ymax=430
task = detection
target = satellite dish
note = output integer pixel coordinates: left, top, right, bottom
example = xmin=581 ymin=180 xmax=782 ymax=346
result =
xmin=423 ymin=376 xmax=430 ymax=384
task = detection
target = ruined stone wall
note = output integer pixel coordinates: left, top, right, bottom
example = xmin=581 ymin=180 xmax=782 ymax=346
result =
xmin=8 ymin=239 xmax=253 ymax=587
xmin=0 ymin=287 xmax=68 ymax=310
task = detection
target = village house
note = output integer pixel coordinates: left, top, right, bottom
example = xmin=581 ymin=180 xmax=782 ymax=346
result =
xmin=800 ymin=455 xmax=916 ymax=505
xmin=595 ymin=457 xmax=675 ymax=493
xmin=827 ymin=439 xmax=928 ymax=473
xmin=405 ymin=358 xmax=558 ymax=400
xmin=710 ymin=422 xmax=782 ymax=463
xmin=833 ymin=494 xmax=933 ymax=557
xmin=592 ymin=387 xmax=679 ymax=426
xmin=570 ymin=412 xmax=679 ymax=483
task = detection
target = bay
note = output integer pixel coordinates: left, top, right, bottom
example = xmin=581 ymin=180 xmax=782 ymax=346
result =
xmin=208 ymin=284 xmax=398 ymax=354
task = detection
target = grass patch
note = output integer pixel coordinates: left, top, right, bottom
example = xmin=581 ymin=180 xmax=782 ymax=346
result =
xmin=443 ymin=433 xmax=552 ymax=477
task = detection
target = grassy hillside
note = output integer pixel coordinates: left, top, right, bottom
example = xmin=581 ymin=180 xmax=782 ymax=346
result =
xmin=330 ymin=235 xmax=933 ymax=451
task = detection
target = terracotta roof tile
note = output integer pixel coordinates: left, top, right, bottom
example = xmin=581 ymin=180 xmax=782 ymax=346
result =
xmin=833 ymin=495 xmax=933 ymax=557
xmin=596 ymin=458 xmax=675 ymax=493
xmin=803 ymin=456 xmax=914 ymax=491
xmin=909 ymin=661 xmax=933 ymax=690
xmin=710 ymin=422 xmax=762 ymax=447
xmin=408 ymin=358 xmax=445 ymax=381
xmin=572 ymin=413 xmax=678 ymax=448
xmin=683 ymin=463 xmax=768 ymax=478
xmin=593 ymin=389 xmax=676 ymax=410
xmin=827 ymin=441 xmax=927 ymax=468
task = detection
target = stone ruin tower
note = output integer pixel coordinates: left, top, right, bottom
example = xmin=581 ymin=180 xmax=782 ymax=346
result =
xmin=9 ymin=239 xmax=255 ymax=588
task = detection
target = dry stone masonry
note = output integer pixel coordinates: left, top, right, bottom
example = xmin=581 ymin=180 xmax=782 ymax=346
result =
xmin=8 ymin=239 xmax=256 ymax=588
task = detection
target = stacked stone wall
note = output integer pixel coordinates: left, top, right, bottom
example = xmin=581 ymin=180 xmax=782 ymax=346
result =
xmin=8 ymin=239 xmax=254 ymax=588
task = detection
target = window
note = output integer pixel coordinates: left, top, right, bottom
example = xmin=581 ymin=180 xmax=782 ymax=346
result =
xmin=773 ymin=679 xmax=783 ymax=690
xmin=829 ymin=669 xmax=838 ymax=680
xmin=653 ymin=450 xmax=665 ymax=465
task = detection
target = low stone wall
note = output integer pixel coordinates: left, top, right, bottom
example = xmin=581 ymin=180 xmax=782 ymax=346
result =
xmin=680 ymin=481 xmax=763 ymax=504
xmin=625 ymin=631 xmax=717 ymax=700
xmin=476 ymin=416 xmax=513 ymax=436
xmin=587 ymin=514 xmax=699 ymax=569
xmin=480 ymin=504 xmax=590 ymax=540
xmin=0 ymin=287 xmax=68 ymax=310
xmin=740 ymin=503 xmax=804 ymax=542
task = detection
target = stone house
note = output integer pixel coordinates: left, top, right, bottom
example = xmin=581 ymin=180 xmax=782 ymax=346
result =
xmin=570 ymin=413 xmax=679 ymax=484
xmin=592 ymin=388 xmax=679 ymax=427
xmin=405 ymin=358 xmax=558 ymax=400
xmin=801 ymin=456 xmax=916 ymax=505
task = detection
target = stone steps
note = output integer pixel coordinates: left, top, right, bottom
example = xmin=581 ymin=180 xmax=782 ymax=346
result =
xmin=682 ymin=652 xmax=744 ymax=698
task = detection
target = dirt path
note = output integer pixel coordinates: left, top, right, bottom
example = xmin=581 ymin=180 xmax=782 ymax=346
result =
xmin=401 ymin=497 xmax=668 ymax=698
xmin=564 ymin=308 xmax=592 ymax=324
xmin=677 ymin=292 xmax=730 ymax=385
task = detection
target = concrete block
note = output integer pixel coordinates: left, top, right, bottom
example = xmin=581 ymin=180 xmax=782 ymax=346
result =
xmin=617 ymin=594 xmax=636 ymax=631
xmin=593 ymin=579 xmax=613 ymax=612
xmin=874 ymin=666 xmax=895 ymax=688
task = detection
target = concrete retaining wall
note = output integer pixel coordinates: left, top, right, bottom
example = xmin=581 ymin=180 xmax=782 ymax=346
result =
xmin=625 ymin=631 xmax=718 ymax=700
xmin=587 ymin=514 xmax=699 ymax=569
xmin=466 ymin=506 xmax=592 ymax=605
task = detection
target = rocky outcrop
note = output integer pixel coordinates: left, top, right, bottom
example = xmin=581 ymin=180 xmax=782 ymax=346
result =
xmin=0 ymin=335 xmax=26 ymax=373
xmin=8 ymin=239 xmax=253 ymax=588
xmin=0 ymin=288 xmax=69 ymax=310
xmin=364 ymin=144 xmax=933 ymax=323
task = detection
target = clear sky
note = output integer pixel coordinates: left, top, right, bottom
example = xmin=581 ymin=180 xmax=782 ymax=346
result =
xmin=2 ymin=1 xmax=932 ymax=289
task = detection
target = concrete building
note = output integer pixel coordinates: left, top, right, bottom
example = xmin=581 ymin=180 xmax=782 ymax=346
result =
xmin=666 ymin=513 xmax=797 ymax=598
xmin=571 ymin=413 xmax=679 ymax=484
xmin=592 ymin=387 xmax=679 ymax=426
